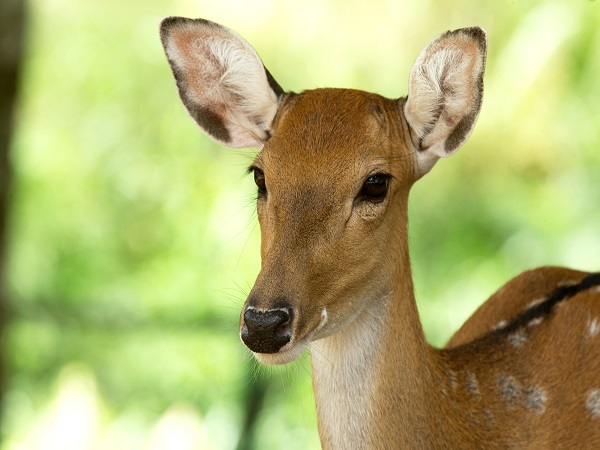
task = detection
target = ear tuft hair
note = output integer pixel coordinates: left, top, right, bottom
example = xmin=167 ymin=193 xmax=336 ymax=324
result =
xmin=160 ymin=17 xmax=284 ymax=148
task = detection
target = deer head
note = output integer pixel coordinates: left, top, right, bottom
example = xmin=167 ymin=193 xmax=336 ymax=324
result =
xmin=160 ymin=17 xmax=486 ymax=365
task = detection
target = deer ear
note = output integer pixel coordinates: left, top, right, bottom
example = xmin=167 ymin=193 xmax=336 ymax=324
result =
xmin=404 ymin=27 xmax=487 ymax=175
xmin=160 ymin=17 xmax=285 ymax=148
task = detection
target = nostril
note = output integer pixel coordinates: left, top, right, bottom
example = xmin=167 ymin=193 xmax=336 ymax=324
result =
xmin=242 ymin=307 xmax=293 ymax=354
xmin=275 ymin=308 xmax=293 ymax=337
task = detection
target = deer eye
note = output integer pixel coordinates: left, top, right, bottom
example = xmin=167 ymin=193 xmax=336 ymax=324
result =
xmin=358 ymin=173 xmax=390 ymax=202
xmin=253 ymin=168 xmax=267 ymax=194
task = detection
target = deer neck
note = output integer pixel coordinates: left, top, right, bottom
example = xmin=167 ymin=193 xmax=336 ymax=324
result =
xmin=310 ymin=243 xmax=464 ymax=449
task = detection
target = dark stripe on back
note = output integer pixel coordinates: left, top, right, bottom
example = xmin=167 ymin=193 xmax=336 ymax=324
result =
xmin=445 ymin=272 xmax=600 ymax=361
xmin=501 ymin=272 xmax=600 ymax=335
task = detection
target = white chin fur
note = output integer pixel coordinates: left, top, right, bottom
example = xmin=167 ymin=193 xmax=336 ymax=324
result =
xmin=253 ymin=341 xmax=308 ymax=365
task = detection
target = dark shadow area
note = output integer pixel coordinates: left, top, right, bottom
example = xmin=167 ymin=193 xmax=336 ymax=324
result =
xmin=0 ymin=0 xmax=26 ymax=437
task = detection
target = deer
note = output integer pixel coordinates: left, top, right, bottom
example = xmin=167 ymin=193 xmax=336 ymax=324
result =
xmin=159 ymin=17 xmax=600 ymax=449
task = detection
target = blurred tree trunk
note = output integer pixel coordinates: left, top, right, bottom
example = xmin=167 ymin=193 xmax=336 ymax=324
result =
xmin=0 ymin=0 xmax=27 ymax=432
xmin=236 ymin=363 xmax=269 ymax=450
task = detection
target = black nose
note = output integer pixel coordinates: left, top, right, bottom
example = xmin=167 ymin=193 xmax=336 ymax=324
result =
xmin=241 ymin=308 xmax=292 ymax=354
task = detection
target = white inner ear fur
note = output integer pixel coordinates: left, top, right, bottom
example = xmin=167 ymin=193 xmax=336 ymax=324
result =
xmin=204 ymin=35 xmax=279 ymax=145
xmin=405 ymin=28 xmax=486 ymax=175
xmin=163 ymin=21 xmax=280 ymax=148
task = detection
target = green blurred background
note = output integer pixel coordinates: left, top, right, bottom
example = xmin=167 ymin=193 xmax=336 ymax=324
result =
xmin=0 ymin=0 xmax=599 ymax=448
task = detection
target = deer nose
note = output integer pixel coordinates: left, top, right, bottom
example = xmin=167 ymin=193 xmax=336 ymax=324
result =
xmin=241 ymin=307 xmax=292 ymax=354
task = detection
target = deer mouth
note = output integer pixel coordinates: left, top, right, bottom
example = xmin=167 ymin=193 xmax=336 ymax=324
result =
xmin=243 ymin=307 xmax=329 ymax=365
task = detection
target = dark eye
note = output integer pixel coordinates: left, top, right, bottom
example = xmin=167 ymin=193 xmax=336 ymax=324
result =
xmin=253 ymin=168 xmax=267 ymax=194
xmin=358 ymin=173 xmax=390 ymax=202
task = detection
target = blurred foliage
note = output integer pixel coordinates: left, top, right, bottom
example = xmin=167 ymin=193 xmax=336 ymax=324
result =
xmin=1 ymin=0 xmax=599 ymax=448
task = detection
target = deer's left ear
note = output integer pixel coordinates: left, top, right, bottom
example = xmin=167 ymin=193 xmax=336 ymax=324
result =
xmin=404 ymin=27 xmax=487 ymax=175
xmin=160 ymin=17 xmax=284 ymax=148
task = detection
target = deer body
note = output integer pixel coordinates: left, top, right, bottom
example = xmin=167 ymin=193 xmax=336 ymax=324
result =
xmin=160 ymin=18 xmax=600 ymax=449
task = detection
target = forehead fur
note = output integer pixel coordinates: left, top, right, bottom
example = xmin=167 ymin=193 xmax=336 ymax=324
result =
xmin=270 ymin=88 xmax=398 ymax=157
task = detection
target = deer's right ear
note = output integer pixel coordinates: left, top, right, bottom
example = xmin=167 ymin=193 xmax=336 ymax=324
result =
xmin=160 ymin=17 xmax=285 ymax=148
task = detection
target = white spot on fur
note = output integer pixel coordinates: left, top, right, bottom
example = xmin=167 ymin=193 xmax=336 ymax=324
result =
xmin=554 ymin=299 xmax=569 ymax=310
xmin=525 ymin=385 xmax=547 ymax=414
xmin=588 ymin=318 xmax=600 ymax=338
xmin=468 ymin=408 xmax=480 ymax=425
xmin=492 ymin=320 xmax=508 ymax=331
xmin=446 ymin=368 xmax=458 ymax=391
xmin=464 ymin=371 xmax=480 ymax=398
xmin=318 ymin=307 xmax=328 ymax=328
xmin=497 ymin=374 xmax=521 ymax=408
xmin=526 ymin=298 xmax=545 ymax=309
xmin=527 ymin=317 xmax=544 ymax=328
xmin=435 ymin=372 xmax=448 ymax=396
xmin=586 ymin=389 xmax=600 ymax=419
xmin=508 ymin=330 xmax=527 ymax=348
xmin=557 ymin=280 xmax=579 ymax=288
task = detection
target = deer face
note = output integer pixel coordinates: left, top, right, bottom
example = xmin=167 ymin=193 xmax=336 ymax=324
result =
xmin=242 ymin=89 xmax=415 ymax=364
